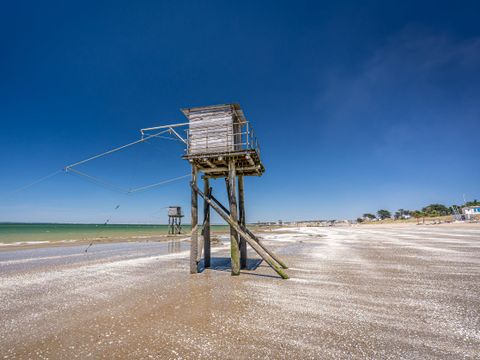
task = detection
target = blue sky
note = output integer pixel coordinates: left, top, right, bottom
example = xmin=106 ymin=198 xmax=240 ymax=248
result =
xmin=0 ymin=0 xmax=479 ymax=223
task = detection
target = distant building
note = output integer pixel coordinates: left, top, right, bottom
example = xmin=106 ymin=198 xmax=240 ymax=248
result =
xmin=463 ymin=206 xmax=480 ymax=219
xmin=256 ymin=221 xmax=277 ymax=226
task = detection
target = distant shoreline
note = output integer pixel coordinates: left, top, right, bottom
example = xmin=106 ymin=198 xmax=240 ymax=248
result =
xmin=0 ymin=223 xmax=230 ymax=249
xmin=2 ymin=222 xmax=479 ymax=252
xmin=0 ymin=222 xmax=227 ymax=226
xmin=0 ymin=233 xmax=191 ymax=252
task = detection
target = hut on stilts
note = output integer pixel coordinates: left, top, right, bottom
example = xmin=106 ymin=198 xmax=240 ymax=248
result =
xmin=66 ymin=103 xmax=287 ymax=278
xmin=178 ymin=104 xmax=288 ymax=279
xmin=168 ymin=206 xmax=183 ymax=234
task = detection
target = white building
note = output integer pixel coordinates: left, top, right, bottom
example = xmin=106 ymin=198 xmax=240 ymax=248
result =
xmin=463 ymin=206 xmax=480 ymax=219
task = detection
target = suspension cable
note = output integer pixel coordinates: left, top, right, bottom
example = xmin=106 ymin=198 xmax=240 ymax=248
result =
xmin=129 ymin=174 xmax=191 ymax=193
xmin=4 ymin=128 xmax=189 ymax=199
xmin=67 ymin=168 xmax=131 ymax=194
xmin=64 ymin=129 xmax=171 ymax=170
xmin=0 ymin=169 xmax=63 ymax=200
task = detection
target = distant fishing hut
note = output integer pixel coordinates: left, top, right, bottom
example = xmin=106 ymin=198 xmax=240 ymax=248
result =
xmin=168 ymin=206 xmax=183 ymax=234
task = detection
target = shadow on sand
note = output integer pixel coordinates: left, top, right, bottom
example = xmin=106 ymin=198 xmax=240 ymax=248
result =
xmin=197 ymin=257 xmax=279 ymax=279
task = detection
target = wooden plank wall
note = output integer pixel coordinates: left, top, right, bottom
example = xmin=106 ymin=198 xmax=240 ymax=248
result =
xmin=187 ymin=107 xmax=235 ymax=155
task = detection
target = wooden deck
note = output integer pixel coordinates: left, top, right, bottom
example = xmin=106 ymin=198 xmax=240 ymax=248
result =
xmin=183 ymin=149 xmax=265 ymax=178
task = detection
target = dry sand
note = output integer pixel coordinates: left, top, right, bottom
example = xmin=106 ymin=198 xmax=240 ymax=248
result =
xmin=1 ymin=224 xmax=479 ymax=359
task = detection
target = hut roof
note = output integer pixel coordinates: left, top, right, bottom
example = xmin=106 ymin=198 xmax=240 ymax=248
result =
xmin=181 ymin=103 xmax=246 ymax=124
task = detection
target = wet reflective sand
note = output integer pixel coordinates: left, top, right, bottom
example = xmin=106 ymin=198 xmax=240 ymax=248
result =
xmin=1 ymin=225 xmax=479 ymax=359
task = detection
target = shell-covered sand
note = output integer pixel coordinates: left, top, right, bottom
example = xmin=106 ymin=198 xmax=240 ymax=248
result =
xmin=1 ymin=224 xmax=479 ymax=359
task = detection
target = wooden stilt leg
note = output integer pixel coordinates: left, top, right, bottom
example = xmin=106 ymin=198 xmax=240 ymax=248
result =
xmin=203 ymin=177 xmax=211 ymax=268
xmin=238 ymin=175 xmax=247 ymax=269
xmin=227 ymin=161 xmax=240 ymax=275
xmin=197 ymin=231 xmax=204 ymax=263
xmin=190 ymin=165 xmax=199 ymax=274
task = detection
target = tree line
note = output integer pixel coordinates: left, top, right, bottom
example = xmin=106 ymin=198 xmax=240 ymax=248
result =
xmin=358 ymin=199 xmax=480 ymax=223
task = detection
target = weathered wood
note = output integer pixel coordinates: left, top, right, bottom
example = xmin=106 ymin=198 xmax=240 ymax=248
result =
xmin=208 ymin=192 xmax=288 ymax=269
xmin=245 ymin=154 xmax=255 ymax=166
xmin=197 ymin=232 xmax=204 ymax=263
xmin=217 ymin=156 xmax=227 ymax=166
xmin=209 ymin=193 xmax=230 ymax=214
xmin=243 ymin=227 xmax=289 ymax=270
xmin=169 ymin=215 xmax=183 ymax=234
xmin=204 ymin=158 xmax=216 ymax=168
xmin=203 ymin=177 xmax=211 ymax=268
xmin=192 ymin=183 xmax=289 ymax=279
xmin=168 ymin=207 xmax=183 ymax=235
xmin=190 ymin=166 xmax=199 ymax=274
xmin=227 ymin=161 xmax=241 ymax=275
xmin=238 ymin=175 xmax=247 ymax=269
xmin=183 ymin=105 xmax=238 ymax=155
xmin=202 ymin=165 xmax=259 ymax=174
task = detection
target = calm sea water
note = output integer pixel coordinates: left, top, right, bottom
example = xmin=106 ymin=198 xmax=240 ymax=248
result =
xmin=0 ymin=223 xmax=228 ymax=244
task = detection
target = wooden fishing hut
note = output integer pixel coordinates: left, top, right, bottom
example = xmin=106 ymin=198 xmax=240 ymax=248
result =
xmin=182 ymin=104 xmax=288 ymax=279
xmin=168 ymin=206 xmax=183 ymax=234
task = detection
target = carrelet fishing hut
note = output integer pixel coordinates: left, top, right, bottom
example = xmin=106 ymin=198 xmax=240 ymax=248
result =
xmin=65 ymin=103 xmax=288 ymax=279
xmin=142 ymin=104 xmax=288 ymax=279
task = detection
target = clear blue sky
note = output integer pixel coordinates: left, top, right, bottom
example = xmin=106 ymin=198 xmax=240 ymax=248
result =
xmin=1 ymin=0 xmax=479 ymax=224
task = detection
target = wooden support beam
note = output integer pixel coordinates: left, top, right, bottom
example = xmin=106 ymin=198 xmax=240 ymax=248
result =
xmin=202 ymin=165 xmax=259 ymax=174
xmin=192 ymin=183 xmax=289 ymax=279
xmin=218 ymin=156 xmax=226 ymax=166
xmin=197 ymin=231 xmax=204 ymax=263
xmin=243 ymin=227 xmax=289 ymax=269
xmin=238 ymin=175 xmax=247 ymax=269
xmin=245 ymin=154 xmax=255 ymax=166
xmin=227 ymin=161 xmax=240 ymax=275
xmin=202 ymin=167 xmax=228 ymax=173
xmin=190 ymin=165 xmax=199 ymax=274
xmin=203 ymin=158 xmax=216 ymax=168
xmin=208 ymin=193 xmax=288 ymax=269
xmin=209 ymin=193 xmax=229 ymax=214
xmin=203 ymin=177 xmax=211 ymax=268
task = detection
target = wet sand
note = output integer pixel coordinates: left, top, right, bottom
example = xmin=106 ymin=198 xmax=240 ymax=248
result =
xmin=0 ymin=234 xmax=189 ymax=252
xmin=1 ymin=224 xmax=479 ymax=359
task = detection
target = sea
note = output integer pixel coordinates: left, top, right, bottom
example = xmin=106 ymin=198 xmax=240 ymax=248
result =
xmin=0 ymin=223 xmax=228 ymax=245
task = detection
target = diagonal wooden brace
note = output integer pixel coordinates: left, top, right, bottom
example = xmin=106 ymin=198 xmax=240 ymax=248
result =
xmin=242 ymin=227 xmax=289 ymax=270
xmin=192 ymin=183 xmax=289 ymax=279
xmin=208 ymin=193 xmax=288 ymax=269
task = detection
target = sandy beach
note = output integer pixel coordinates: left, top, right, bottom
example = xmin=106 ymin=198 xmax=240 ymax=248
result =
xmin=1 ymin=224 xmax=479 ymax=359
